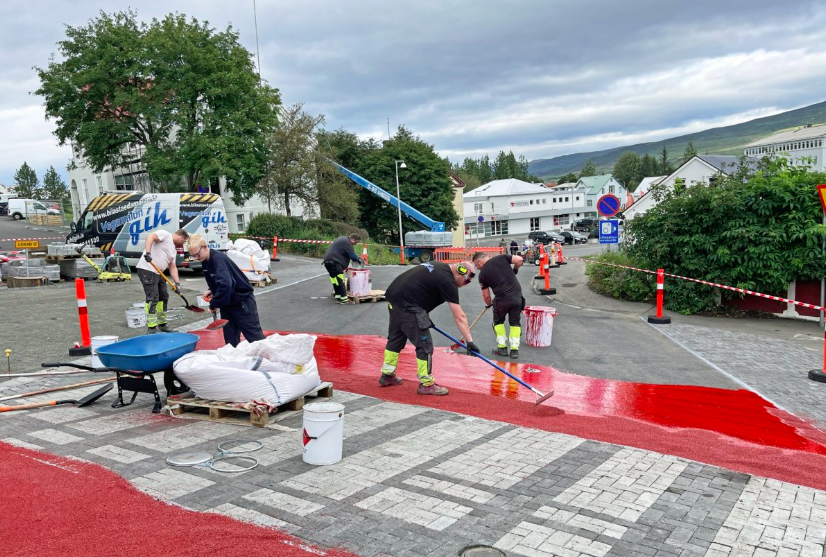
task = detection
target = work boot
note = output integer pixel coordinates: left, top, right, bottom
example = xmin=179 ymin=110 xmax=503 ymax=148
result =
xmin=378 ymin=373 xmax=403 ymax=387
xmin=417 ymin=383 xmax=449 ymax=396
xmin=510 ymin=349 xmax=519 ymax=360
xmin=336 ymin=296 xmax=349 ymax=304
xmin=493 ymin=347 xmax=509 ymax=357
xmin=146 ymin=327 xmax=159 ymax=335
xmin=158 ymin=324 xmax=170 ymax=333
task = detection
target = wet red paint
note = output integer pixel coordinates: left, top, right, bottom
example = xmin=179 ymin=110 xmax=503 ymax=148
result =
xmin=195 ymin=329 xmax=826 ymax=490
xmin=0 ymin=443 xmax=358 ymax=557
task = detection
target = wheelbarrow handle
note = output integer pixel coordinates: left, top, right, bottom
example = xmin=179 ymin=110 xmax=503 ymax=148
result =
xmin=41 ymin=363 xmax=121 ymax=373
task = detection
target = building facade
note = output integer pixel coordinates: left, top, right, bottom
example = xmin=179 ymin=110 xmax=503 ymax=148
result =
xmin=743 ymin=123 xmax=826 ymax=171
xmin=462 ymin=178 xmax=613 ymax=240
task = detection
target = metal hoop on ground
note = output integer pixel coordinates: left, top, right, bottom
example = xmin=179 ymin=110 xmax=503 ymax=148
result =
xmin=166 ymin=440 xmax=263 ymax=472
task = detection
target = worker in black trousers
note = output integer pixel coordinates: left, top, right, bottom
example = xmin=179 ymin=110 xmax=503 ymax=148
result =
xmin=187 ymin=233 xmax=265 ymax=347
xmin=378 ymin=260 xmax=480 ymax=396
xmin=472 ymin=251 xmax=525 ymax=359
xmin=323 ymin=233 xmax=364 ymax=304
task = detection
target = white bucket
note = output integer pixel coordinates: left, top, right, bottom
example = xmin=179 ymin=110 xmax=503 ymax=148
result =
xmin=345 ymin=268 xmax=372 ymax=297
xmin=302 ymin=402 xmax=345 ymax=465
xmin=91 ymin=335 xmax=119 ymax=369
xmin=125 ymin=308 xmax=146 ymax=329
xmin=523 ymin=306 xmax=558 ymax=347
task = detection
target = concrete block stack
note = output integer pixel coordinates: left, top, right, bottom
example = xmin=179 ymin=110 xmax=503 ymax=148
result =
xmin=58 ymin=257 xmax=103 ymax=279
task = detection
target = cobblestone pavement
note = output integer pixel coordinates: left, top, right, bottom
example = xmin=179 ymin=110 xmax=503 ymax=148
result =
xmin=3 ymin=386 xmax=826 ymax=557
xmin=649 ymin=322 xmax=826 ymax=429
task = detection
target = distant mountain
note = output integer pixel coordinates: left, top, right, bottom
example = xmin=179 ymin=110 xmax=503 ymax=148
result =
xmin=528 ymin=100 xmax=826 ymax=179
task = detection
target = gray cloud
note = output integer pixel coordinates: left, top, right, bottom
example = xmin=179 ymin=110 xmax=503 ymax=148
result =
xmin=1 ymin=0 xmax=825 ymax=184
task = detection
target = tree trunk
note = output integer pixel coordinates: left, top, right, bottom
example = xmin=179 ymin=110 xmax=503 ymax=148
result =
xmin=284 ymin=191 xmax=291 ymax=217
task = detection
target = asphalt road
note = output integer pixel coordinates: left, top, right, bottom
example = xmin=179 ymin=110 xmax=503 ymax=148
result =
xmin=0 ymin=215 xmax=69 ymax=250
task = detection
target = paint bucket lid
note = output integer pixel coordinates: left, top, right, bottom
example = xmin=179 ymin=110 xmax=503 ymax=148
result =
xmin=92 ymin=335 xmax=119 ymax=341
xmin=133 ymin=302 xmax=144 ymax=308
xmin=304 ymin=402 xmax=344 ymax=413
xmin=166 ymin=451 xmax=213 ymax=467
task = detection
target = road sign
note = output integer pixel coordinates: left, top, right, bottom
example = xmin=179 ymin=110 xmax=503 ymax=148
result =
xmin=599 ymin=220 xmax=619 ymax=244
xmin=818 ymin=184 xmax=826 ymax=214
xmin=15 ymin=240 xmax=39 ymax=249
xmin=477 ymin=215 xmax=484 ymax=223
xmin=597 ymin=194 xmax=621 ymax=217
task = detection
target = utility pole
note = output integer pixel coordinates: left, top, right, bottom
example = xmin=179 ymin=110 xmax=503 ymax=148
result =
xmin=253 ymin=0 xmax=262 ymax=84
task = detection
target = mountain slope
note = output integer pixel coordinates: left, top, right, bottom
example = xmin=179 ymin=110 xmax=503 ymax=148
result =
xmin=528 ymin=100 xmax=826 ymax=178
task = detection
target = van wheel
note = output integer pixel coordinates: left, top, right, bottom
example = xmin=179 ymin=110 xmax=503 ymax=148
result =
xmin=12 ymin=213 xmax=23 ymax=220
xmin=418 ymin=249 xmax=433 ymax=263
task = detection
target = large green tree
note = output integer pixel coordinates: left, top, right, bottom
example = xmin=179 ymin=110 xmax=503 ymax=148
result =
xmin=13 ymin=162 xmax=40 ymax=199
xmin=357 ymin=126 xmax=459 ymax=244
xmin=315 ymin=129 xmax=364 ymax=223
xmin=41 ymin=166 xmax=68 ymax=201
xmin=612 ymin=152 xmax=641 ymax=191
xmin=35 ymin=10 xmax=280 ymax=201
xmin=257 ymin=103 xmax=322 ymax=217
xmin=639 ymin=154 xmax=660 ymax=179
xmin=682 ymin=141 xmax=698 ymax=163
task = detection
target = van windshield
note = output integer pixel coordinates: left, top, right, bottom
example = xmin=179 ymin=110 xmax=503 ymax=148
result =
xmin=81 ymin=211 xmax=94 ymax=231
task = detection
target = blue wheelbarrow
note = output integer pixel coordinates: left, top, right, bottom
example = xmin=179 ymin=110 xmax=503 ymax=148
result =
xmin=43 ymin=333 xmax=199 ymax=413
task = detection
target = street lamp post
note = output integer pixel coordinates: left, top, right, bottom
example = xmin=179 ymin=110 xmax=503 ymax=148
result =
xmin=395 ymin=160 xmax=407 ymax=264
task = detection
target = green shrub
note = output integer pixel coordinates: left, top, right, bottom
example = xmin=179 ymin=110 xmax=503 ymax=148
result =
xmin=586 ymin=251 xmax=655 ymax=303
xmin=242 ymin=213 xmax=375 ymax=260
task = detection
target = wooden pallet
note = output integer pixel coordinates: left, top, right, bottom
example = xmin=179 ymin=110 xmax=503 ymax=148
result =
xmin=349 ymin=289 xmax=386 ymax=304
xmin=250 ymin=276 xmax=277 ymax=288
xmin=169 ymin=382 xmax=334 ymax=427
xmin=45 ymin=254 xmax=82 ymax=261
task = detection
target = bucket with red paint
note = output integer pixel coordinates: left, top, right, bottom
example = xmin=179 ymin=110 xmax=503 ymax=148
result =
xmin=523 ymin=306 xmax=558 ymax=347
xmin=302 ymin=402 xmax=345 ymax=465
xmin=345 ymin=268 xmax=372 ymax=297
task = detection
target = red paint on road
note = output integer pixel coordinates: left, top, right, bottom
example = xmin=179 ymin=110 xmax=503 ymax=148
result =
xmin=0 ymin=443 xmax=357 ymax=557
xmin=194 ymin=329 xmax=826 ymax=490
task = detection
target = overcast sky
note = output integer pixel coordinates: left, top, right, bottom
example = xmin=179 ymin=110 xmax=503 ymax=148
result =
xmin=1 ymin=0 xmax=825 ymax=186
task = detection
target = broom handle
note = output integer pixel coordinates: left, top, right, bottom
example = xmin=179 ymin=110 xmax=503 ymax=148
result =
xmin=452 ymin=307 xmax=488 ymax=348
xmin=0 ymin=378 xmax=115 ymax=402
xmin=147 ymin=260 xmax=178 ymax=292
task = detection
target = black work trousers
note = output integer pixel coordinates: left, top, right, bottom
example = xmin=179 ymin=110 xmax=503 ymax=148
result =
xmin=493 ymin=296 xmax=524 ymax=326
xmin=385 ymin=304 xmax=434 ymax=364
xmin=220 ymin=296 xmax=266 ymax=347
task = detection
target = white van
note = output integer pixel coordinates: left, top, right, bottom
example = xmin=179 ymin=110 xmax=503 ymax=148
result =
xmin=67 ymin=192 xmax=229 ymax=267
xmin=8 ymin=198 xmax=60 ymax=220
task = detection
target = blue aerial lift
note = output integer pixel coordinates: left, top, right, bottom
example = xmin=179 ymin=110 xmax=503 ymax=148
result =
xmin=328 ymin=160 xmax=453 ymax=262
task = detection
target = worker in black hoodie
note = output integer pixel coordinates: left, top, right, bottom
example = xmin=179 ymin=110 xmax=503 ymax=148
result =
xmin=188 ymin=234 xmax=265 ymax=347
xmin=322 ymin=233 xmax=363 ymax=304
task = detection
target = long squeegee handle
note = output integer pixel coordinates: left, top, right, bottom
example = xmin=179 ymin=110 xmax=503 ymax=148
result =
xmin=430 ymin=324 xmax=542 ymax=395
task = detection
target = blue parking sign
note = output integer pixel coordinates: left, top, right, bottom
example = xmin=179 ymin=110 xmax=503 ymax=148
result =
xmin=599 ymin=219 xmax=619 ymax=244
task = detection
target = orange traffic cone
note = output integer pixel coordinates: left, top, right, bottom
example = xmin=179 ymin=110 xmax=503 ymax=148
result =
xmin=362 ymin=243 xmax=369 ymax=266
xmin=557 ymin=242 xmax=566 ymax=265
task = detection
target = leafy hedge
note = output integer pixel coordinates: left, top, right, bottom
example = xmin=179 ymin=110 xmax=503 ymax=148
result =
xmin=594 ymin=158 xmax=826 ymax=314
xmin=585 ymin=251 xmax=655 ymax=302
xmin=242 ymin=213 xmax=401 ymax=265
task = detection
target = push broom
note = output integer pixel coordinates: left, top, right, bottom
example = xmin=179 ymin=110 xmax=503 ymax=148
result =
xmin=431 ymin=324 xmax=554 ymax=406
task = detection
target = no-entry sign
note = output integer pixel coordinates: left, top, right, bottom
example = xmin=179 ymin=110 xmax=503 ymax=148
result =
xmin=597 ymin=194 xmax=621 ymax=217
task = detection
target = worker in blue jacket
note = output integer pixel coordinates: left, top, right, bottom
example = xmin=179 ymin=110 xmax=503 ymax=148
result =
xmin=187 ymin=234 xmax=265 ymax=347
xmin=322 ymin=233 xmax=364 ymax=304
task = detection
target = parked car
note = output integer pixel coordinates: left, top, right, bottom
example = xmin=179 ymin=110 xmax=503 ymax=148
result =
xmin=0 ymin=202 xmax=7 ymax=216
xmin=574 ymin=218 xmax=598 ymax=232
xmin=527 ymin=231 xmax=565 ymax=245
xmin=559 ymin=231 xmax=588 ymax=245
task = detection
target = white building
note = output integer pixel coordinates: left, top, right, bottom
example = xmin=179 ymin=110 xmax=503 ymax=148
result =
xmin=463 ymin=178 xmax=601 ymax=239
xmin=744 ymin=123 xmax=826 ymax=171
xmin=67 ymin=144 xmax=312 ymax=234
xmin=624 ymin=155 xmax=751 ymax=220
xmin=574 ymin=175 xmax=628 ymax=216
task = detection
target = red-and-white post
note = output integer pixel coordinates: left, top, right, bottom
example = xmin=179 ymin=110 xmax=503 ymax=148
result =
xmin=272 ymin=236 xmax=280 ymax=261
xmin=69 ymin=278 xmax=93 ymax=356
xmin=647 ymin=268 xmax=671 ymax=324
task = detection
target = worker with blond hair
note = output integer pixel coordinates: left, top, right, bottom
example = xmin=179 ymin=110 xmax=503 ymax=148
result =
xmin=187 ymin=234 xmax=265 ymax=347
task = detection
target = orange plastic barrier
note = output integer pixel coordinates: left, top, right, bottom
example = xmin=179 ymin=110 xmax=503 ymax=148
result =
xmin=435 ymin=247 xmax=504 ymax=264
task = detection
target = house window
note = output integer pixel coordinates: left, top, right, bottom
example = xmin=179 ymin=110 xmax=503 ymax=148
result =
xmin=609 ymin=186 xmax=614 ymax=194
xmin=587 ymin=199 xmax=593 ymax=207
xmin=473 ymin=202 xmax=483 ymax=213
xmin=575 ymin=196 xmax=580 ymax=202
xmin=491 ymin=219 xmax=508 ymax=236
xmin=529 ymin=217 xmax=540 ymax=232
xmin=530 ymin=199 xmax=534 ymax=205
xmin=542 ymin=198 xmax=547 ymax=204
xmin=236 ymin=213 xmax=246 ymax=232
xmin=564 ymin=196 xmax=569 ymax=202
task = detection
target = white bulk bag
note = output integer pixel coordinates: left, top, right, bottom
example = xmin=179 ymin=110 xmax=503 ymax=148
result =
xmin=172 ymin=334 xmax=321 ymax=404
